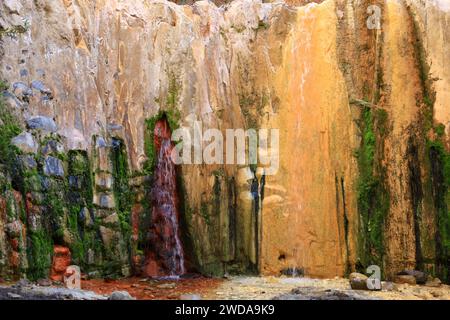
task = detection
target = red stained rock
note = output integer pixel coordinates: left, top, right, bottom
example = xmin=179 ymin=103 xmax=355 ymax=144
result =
xmin=50 ymin=245 xmax=71 ymax=281
xmin=144 ymin=119 xmax=185 ymax=277
xmin=9 ymin=238 xmax=19 ymax=250
xmin=10 ymin=251 xmax=20 ymax=268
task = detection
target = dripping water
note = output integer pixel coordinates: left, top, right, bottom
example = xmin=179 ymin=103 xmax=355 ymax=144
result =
xmin=145 ymin=118 xmax=185 ymax=277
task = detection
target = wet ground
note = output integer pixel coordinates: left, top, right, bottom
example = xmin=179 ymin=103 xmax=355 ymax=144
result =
xmin=81 ymin=276 xmax=223 ymax=300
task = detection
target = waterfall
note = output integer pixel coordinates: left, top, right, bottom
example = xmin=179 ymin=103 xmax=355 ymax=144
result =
xmin=145 ymin=118 xmax=185 ymax=277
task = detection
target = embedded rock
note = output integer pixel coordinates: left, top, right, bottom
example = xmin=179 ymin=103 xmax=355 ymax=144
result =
xmin=11 ymin=132 xmax=37 ymax=154
xmin=43 ymin=156 xmax=64 ymax=177
xmin=349 ymin=273 xmax=369 ymax=291
xmin=26 ymin=116 xmax=57 ymax=132
xmin=109 ymin=291 xmax=136 ymax=300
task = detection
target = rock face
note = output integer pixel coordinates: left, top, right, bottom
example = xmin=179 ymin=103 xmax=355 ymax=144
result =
xmin=0 ymin=0 xmax=449 ymax=282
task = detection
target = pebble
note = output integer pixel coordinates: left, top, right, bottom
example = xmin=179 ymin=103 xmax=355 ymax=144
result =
xmin=7 ymin=292 xmax=22 ymax=299
xmin=109 ymin=291 xmax=136 ymax=300
xmin=179 ymin=294 xmax=201 ymax=300
xmin=156 ymin=283 xmax=176 ymax=289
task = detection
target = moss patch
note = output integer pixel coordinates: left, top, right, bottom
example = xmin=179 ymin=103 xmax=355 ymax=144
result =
xmin=355 ymin=106 xmax=390 ymax=272
xmin=27 ymin=230 xmax=53 ymax=280
xmin=0 ymin=88 xmax=21 ymax=167
xmin=111 ymin=138 xmax=132 ymax=240
xmin=143 ymin=109 xmax=180 ymax=175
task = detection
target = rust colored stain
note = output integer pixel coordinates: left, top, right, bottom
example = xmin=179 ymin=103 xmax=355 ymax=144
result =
xmin=50 ymin=246 xmax=71 ymax=281
xmin=81 ymin=277 xmax=223 ymax=300
xmin=144 ymin=118 xmax=185 ymax=277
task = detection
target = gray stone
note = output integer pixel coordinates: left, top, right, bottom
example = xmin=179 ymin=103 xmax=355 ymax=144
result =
xmin=26 ymin=116 xmax=57 ymax=132
xmin=95 ymin=193 xmax=115 ymax=209
xmin=349 ymin=272 xmax=369 ymax=290
xmin=11 ymin=132 xmax=38 ymax=154
xmin=68 ymin=175 xmax=84 ymax=190
xmin=31 ymin=80 xmax=52 ymax=98
xmin=7 ymin=292 xmax=22 ymax=299
xmin=95 ymin=136 xmax=107 ymax=148
xmin=12 ymin=82 xmax=32 ymax=101
xmin=43 ymin=156 xmax=64 ymax=177
xmin=107 ymin=123 xmax=123 ymax=132
xmin=109 ymin=291 xmax=136 ymax=300
xmin=19 ymin=155 xmax=37 ymax=170
xmin=41 ymin=139 xmax=64 ymax=156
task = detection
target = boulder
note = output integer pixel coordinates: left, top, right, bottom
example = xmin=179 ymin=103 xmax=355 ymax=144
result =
xmin=37 ymin=278 xmax=52 ymax=287
xmin=43 ymin=156 xmax=64 ymax=177
xmin=11 ymin=132 xmax=38 ymax=154
xmin=26 ymin=116 xmax=57 ymax=132
xmin=109 ymin=291 xmax=136 ymax=300
xmin=397 ymin=270 xmax=427 ymax=284
xmin=349 ymin=272 xmax=369 ymax=290
xmin=394 ymin=275 xmax=416 ymax=285
xmin=425 ymin=277 xmax=442 ymax=288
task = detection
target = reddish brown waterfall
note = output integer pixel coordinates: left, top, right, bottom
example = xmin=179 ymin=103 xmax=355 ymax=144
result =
xmin=144 ymin=118 xmax=185 ymax=277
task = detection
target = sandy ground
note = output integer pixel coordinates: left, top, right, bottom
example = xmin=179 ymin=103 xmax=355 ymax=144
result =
xmin=1 ymin=276 xmax=450 ymax=300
